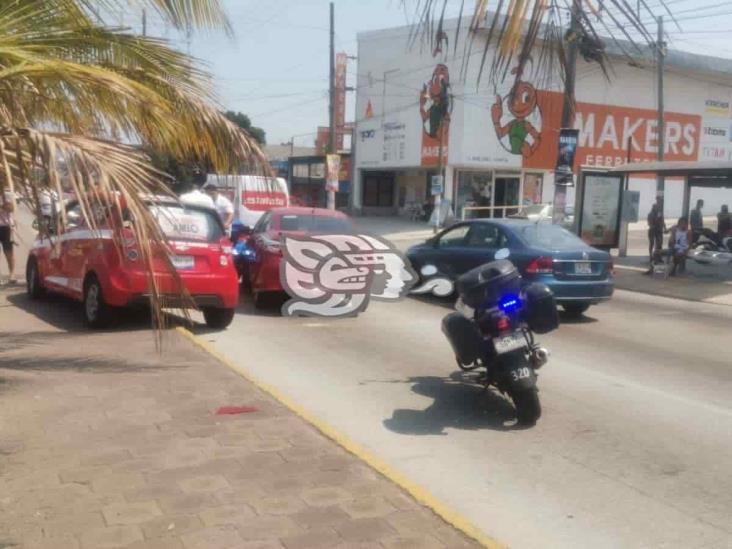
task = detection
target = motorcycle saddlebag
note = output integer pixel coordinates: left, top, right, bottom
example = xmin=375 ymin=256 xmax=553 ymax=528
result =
xmin=522 ymin=282 xmax=559 ymax=334
xmin=456 ymin=260 xmax=522 ymax=309
xmin=441 ymin=312 xmax=484 ymax=366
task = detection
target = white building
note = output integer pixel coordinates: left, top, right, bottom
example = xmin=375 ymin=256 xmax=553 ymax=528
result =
xmin=353 ymin=17 xmax=732 ymax=221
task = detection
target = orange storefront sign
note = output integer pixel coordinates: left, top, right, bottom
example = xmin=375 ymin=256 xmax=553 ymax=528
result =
xmin=523 ymin=91 xmax=702 ymax=171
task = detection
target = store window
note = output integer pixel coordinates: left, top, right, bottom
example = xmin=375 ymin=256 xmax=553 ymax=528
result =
xmin=311 ymin=162 xmax=325 ymax=179
xmin=455 ymin=171 xmax=493 ymax=219
xmin=523 ymin=173 xmax=544 ymax=205
xmin=292 ymin=164 xmax=308 ymax=178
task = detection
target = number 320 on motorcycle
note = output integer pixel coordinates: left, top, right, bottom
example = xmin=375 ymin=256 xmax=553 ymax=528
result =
xmin=511 ymin=367 xmax=531 ymax=382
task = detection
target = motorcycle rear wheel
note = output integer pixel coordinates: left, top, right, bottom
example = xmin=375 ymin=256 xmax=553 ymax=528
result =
xmin=511 ymin=387 xmax=541 ymax=426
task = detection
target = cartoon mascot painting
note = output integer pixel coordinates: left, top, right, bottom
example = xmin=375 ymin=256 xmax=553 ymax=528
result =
xmin=420 ymin=64 xmax=451 ymax=165
xmin=491 ymin=68 xmax=541 ymax=158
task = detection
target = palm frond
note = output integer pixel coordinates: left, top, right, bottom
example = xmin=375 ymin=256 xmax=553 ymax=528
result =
xmin=403 ymin=0 xmax=672 ymax=100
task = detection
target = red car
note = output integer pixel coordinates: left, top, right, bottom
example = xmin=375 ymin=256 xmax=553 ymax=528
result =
xmin=247 ymin=207 xmax=354 ymax=306
xmin=26 ymin=197 xmax=239 ymax=329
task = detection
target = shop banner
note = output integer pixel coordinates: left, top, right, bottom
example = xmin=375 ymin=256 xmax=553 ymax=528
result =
xmin=335 ymin=53 xmax=348 ymax=151
xmin=556 ymin=128 xmax=579 ymax=174
xmin=524 ymin=91 xmax=701 ymax=172
xmin=420 ymin=64 xmax=451 ymax=167
xmin=431 ymin=175 xmax=444 ymax=196
xmin=326 ymin=154 xmax=340 ymax=192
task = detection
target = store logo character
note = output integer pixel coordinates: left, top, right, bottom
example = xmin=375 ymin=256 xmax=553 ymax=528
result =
xmin=491 ymin=68 xmax=542 ymax=158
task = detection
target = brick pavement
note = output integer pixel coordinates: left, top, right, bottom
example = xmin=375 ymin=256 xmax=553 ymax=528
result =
xmin=0 ymin=286 xmax=482 ymax=549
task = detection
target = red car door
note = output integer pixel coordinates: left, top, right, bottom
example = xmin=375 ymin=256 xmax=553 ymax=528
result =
xmin=248 ymin=211 xmax=273 ymax=288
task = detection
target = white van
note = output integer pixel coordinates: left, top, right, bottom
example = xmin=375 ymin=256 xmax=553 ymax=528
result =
xmin=205 ymin=174 xmax=289 ymax=228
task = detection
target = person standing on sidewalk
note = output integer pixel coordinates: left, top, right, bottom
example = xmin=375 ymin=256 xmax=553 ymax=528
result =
xmin=717 ymin=205 xmax=731 ymax=238
xmin=647 ymin=199 xmax=666 ymax=262
xmin=689 ymin=199 xmax=704 ymax=244
xmin=0 ymin=188 xmax=16 ymax=284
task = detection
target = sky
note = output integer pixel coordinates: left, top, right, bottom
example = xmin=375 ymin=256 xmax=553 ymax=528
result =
xmin=130 ymin=0 xmax=732 ymax=147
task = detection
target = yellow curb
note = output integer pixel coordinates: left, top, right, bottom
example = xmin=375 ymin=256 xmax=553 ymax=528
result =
xmin=176 ymin=326 xmax=505 ymax=549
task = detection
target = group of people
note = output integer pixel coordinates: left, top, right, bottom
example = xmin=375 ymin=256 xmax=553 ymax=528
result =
xmin=647 ymin=198 xmax=732 ymax=276
xmin=180 ymin=180 xmax=235 ymax=231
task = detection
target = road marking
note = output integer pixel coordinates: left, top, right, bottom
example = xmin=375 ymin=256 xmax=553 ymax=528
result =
xmin=176 ymin=326 xmax=505 ymax=549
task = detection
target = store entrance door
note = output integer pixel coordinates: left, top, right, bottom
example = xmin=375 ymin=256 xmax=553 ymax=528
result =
xmin=494 ymin=175 xmax=521 ymax=218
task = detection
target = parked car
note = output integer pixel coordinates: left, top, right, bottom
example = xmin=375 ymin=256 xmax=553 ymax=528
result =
xmin=247 ymin=207 xmax=354 ymax=307
xmin=26 ymin=196 xmax=239 ymax=329
xmin=407 ymin=219 xmax=613 ymax=316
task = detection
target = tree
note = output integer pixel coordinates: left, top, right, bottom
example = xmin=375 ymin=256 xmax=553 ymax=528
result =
xmin=224 ymin=111 xmax=266 ymax=145
xmin=0 ymin=0 xmax=266 ymax=333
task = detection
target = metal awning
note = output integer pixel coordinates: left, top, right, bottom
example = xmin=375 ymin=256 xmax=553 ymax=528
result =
xmin=608 ymin=161 xmax=732 ymax=188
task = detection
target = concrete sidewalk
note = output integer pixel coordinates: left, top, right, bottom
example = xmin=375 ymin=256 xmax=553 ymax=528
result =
xmin=0 ymin=287 xmax=481 ymax=549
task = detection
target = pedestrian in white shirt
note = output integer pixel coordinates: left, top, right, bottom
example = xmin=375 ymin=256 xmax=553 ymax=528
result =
xmin=179 ymin=182 xmax=215 ymax=209
xmin=0 ymin=188 xmax=16 ymax=284
xmin=203 ymin=182 xmax=234 ymax=230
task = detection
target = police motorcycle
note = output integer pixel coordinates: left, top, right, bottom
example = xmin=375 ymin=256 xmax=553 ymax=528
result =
xmin=441 ymin=254 xmax=559 ymax=426
xmin=230 ymin=221 xmax=256 ymax=287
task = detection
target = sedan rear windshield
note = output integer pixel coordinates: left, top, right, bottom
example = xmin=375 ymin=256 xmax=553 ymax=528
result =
xmin=518 ymin=224 xmax=588 ymax=250
xmin=148 ymin=205 xmax=224 ymax=242
xmin=279 ymin=214 xmax=352 ymax=233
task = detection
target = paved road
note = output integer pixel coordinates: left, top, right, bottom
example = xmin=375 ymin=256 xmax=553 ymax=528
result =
xmin=203 ymin=291 xmax=732 ymax=549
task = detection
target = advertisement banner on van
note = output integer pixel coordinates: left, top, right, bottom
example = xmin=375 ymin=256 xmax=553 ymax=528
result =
xmin=241 ymin=191 xmax=288 ymax=211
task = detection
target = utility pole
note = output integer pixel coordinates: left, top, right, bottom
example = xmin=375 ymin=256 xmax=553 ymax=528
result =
xmin=327 ymin=1 xmax=336 ymax=210
xmin=142 ymin=9 xmax=147 ymax=36
xmin=656 ymin=15 xmax=666 ymax=203
xmin=552 ymin=0 xmax=580 ymax=225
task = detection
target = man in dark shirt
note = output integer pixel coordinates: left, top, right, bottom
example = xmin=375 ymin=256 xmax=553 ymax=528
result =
xmin=689 ymin=199 xmax=704 ymax=244
xmin=718 ymin=205 xmax=731 ymax=238
xmin=647 ymin=198 xmax=666 ymax=262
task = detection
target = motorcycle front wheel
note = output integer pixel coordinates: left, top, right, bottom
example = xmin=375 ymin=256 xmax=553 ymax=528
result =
xmin=510 ymin=387 xmax=541 ymax=426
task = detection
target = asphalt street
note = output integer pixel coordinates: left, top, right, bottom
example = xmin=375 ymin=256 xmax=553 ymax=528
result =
xmin=204 ymin=291 xmax=732 ymax=549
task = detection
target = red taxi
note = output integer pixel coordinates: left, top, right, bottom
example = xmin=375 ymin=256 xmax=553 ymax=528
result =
xmin=26 ymin=197 xmax=239 ymax=329
xmin=247 ymin=207 xmax=353 ymax=307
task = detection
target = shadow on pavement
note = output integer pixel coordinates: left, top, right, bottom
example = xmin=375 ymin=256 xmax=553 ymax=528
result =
xmin=5 ymin=290 xmax=179 ymax=334
xmin=0 ymin=353 xmax=171 ymax=375
xmin=558 ymin=310 xmax=599 ymax=325
xmin=408 ymin=293 xmax=456 ymax=310
xmin=383 ymin=371 xmax=519 ymax=435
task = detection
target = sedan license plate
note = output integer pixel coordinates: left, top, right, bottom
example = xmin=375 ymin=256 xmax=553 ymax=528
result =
xmin=171 ymin=255 xmax=194 ymax=270
xmin=493 ymin=331 xmax=526 ymax=355
xmin=575 ymin=261 xmax=592 ymax=275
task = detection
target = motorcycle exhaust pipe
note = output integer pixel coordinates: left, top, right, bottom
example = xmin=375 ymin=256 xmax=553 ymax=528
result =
xmin=531 ymin=347 xmax=550 ymax=369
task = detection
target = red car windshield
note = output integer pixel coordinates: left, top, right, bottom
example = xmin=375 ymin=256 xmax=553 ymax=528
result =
xmin=279 ymin=214 xmax=352 ymax=233
xmin=148 ymin=204 xmax=224 ymax=242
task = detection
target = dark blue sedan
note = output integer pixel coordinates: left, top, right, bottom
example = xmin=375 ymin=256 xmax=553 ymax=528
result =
xmin=406 ymin=219 xmax=613 ymax=316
